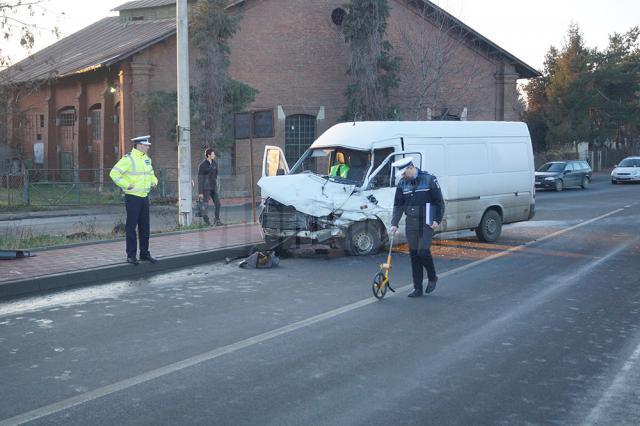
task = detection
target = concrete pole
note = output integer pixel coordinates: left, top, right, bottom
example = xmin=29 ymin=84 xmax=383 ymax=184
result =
xmin=177 ymin=0 xmax=192 ymax=226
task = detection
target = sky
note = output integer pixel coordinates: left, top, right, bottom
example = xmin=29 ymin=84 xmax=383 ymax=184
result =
xmin=3 ymin=0 xmax=640 ymax=72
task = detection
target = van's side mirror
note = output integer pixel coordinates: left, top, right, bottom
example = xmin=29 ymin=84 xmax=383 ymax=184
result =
xmin=614 ymin=164 xmax=618 ymax=168
xmin=276 ymin=168 xmax=285 ymax=176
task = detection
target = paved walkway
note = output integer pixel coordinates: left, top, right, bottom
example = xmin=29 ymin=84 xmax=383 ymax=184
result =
xmin=0 ymin=223 xmax=264 ymax=298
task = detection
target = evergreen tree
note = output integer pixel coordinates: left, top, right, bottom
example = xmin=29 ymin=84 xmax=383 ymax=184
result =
xmin=341 ymin=0 xmax=401 ymax=121
xmin=543 ymin=24 xmax=595 ymax=147
xmin=191 ymin=0 xmax=256 ymax=150
xmin=589 ymin=27 xmax=640 ymax=147
xmin=522 ymin=48 xmax=558 ymax=152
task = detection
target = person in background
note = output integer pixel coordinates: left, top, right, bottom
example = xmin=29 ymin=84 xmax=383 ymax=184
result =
xmin=198 ymin=147 xmax=223 ymax=226
xmin=389 ymin=157 xmax=444 ymax=297
xmin=109 ymin=135 xmax=158 ymax=265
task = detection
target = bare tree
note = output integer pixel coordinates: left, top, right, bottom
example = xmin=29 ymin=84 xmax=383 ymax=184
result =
xmin=398 ymin=1 xmax=490 ymax=120
xmin=1 ymin=0 xmax=61 ymax=70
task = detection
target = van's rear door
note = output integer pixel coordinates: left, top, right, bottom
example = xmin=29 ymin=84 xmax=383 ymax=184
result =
xmin=262 ymin=146 xmax=289 ymax=178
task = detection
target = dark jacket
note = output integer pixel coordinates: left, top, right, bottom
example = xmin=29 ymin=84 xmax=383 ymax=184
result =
xmin=197 ymin=159 xmax=218 ymax=194
xmin=391 ymin=170 xmax=445 ymax=229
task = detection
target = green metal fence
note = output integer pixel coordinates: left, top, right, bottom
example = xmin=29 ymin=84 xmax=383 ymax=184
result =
xmin=1 ymin=168 xmax=182 ymax=208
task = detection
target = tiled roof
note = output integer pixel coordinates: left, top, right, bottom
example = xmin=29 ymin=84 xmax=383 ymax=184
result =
xmin=1 ymin=17 xmax=176 ymax=84
xmin=112 ymin=0 xmax=176 ymax=12
xmin=414 ymin=0 xmax=540 ymax=78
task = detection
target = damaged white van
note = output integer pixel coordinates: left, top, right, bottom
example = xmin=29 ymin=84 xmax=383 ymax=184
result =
xmin=258 ymin=121 xmax=535 ymax=255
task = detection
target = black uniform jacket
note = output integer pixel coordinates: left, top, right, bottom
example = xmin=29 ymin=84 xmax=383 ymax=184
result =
xmin=197 ymin=159 xmax=219 ymax=194
xmin=391 ymin=170 xmax=445 ymax=230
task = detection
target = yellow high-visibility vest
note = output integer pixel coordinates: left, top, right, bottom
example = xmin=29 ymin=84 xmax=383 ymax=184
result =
xmin=109 ymin=148 xmax=158 ymax=197
xmin=329 ymin=163 xmax=349 ymax=178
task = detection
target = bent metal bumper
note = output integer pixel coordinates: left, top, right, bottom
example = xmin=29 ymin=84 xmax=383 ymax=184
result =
xmin=262 ymin=227 xmax=344 ymax=242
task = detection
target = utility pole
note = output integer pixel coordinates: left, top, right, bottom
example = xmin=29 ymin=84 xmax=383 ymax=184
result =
xmin=177 ymin=0 xmax=192 ymax=226
xmin=248 ymin=111 xmax=257 ymax=223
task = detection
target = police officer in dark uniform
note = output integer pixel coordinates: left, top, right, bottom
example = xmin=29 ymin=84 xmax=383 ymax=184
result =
xmin=389 ymin=157 xmax=445 ymax=297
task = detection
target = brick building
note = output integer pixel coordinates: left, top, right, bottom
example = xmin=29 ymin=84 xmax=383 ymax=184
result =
xmin=1 ymin=0 xmax=539 ymax=195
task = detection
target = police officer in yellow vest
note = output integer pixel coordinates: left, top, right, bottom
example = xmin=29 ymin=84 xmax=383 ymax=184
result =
xmin=110 ymin=135 xmax=159 ymax=265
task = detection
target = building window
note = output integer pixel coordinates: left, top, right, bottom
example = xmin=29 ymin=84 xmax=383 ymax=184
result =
xmin=285 ymin=114 xmax=316 ymax=166
xmin=59 ymin=110 xmax=76 ymax=126
xmin=19 ymin=114 xmax=37 ymax=142
xmin=234 ymin=112 xmax=250 ymax=139
xmin=331 ymin=8 xmax=346 ymax=26
xmin=90 ymin=106 xmax=102 ymax=141
xmin=234 ymin=110 xmax=275 ymax=139
xmin=253 ymin=110 xmax=274 ymax=138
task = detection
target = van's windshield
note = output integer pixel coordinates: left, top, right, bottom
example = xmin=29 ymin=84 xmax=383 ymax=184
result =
xmin=289 ymin=147 xmax=371 ymax=185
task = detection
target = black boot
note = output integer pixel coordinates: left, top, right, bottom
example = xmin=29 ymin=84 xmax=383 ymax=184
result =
xmin=407 ymin=288 xmax=423 ymax=298
xmin=425 ymin=277 xmax=438 ymax=294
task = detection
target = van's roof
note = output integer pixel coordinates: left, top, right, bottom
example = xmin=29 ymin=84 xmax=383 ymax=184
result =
xmin=311 ymin=121 xmax=530 ymax=150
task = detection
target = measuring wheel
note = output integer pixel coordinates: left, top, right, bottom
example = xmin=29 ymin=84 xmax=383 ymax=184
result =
xmin=372 ymin=271 xmax=388 ymax=300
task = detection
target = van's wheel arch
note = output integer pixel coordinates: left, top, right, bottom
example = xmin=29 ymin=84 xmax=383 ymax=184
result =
xmin=475 ymin=209 xmax=502 ymax=243
xmin=344 ymin=221 xmax=382 ymax=256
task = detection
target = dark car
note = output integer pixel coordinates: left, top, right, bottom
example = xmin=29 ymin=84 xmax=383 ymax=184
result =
xmin=535 ymin=160 xmax=592 ymax=191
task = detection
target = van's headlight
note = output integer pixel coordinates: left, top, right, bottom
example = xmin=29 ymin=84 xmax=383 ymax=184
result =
xmin=544 ymin=177 xmax=556 ymax=181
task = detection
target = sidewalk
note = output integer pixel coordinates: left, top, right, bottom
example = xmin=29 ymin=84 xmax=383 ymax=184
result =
xmin=0 ymin=196 xmax=256 ymax=221
xmin=0 ymin=222 xmax=264 ymax=300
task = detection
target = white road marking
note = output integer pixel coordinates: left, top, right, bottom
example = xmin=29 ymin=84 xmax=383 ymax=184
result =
xmin=0 ymin=206 xmax=627 ymax=425
xmin=583 ymin=339 xmax=640 ymax=425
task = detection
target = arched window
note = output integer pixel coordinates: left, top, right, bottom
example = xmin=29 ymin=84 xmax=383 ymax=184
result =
xmin=285 ymin=114 xmax=316 ymax=166
xmin=89 ymin=103 xmax=102 ymax=141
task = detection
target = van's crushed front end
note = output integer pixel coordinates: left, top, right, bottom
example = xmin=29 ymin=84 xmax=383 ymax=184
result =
xmin=259 ymin=197 xmax=347 ymax=245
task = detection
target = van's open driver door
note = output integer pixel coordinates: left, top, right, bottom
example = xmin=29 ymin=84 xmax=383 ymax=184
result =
xmin=262 ymin=145 xmax=289 ymax=178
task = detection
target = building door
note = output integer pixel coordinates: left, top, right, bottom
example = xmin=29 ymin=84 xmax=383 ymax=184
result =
xmin=57 ymin=108 xmax=76 ymax=181
xmin=284 ymin=114 xmax=316 ymax=167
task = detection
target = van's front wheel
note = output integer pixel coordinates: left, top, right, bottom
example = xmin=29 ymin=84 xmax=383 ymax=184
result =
xmin=345 ymin=222 xmax=381 ymax=256
xmin=475 ymin=210 xmax=502 ymax=243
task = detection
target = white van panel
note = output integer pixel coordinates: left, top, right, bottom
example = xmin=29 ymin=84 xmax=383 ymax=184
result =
xmin=490 ymin=141 xmax=530 ymax=173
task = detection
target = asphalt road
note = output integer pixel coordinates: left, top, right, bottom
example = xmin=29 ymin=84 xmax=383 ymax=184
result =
xmin=1 ymin=175 xmax=639 ymax=425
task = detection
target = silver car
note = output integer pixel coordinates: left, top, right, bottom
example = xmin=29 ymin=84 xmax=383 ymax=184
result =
xmin=611 ymin=157 xmax=640 ymax=184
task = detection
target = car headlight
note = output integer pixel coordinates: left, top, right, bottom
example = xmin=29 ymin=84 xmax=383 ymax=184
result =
xmin=544 ymin=177 xmax=556 ymax=181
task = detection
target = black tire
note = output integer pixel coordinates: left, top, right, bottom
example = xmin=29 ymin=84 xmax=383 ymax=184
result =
xmin=372 ymin=272 xmax=387 ymax=299
xmin=475 ymin=209 xmax=502 ymax=243
xmin=555 ymin=179 xmax=564 ymax=192
xmin=344 ymin=221 xmax=381 ymax=256
xmin=612 ymin=180 xmax=618 ymax=185
xmin=581 ymin=176 xmax=590 ymax=189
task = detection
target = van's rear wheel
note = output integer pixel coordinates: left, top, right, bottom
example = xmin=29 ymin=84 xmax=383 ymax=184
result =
xmin=475 ymin=210 xmax=502 ymax=243
xmin=345 ymin=222 xmax=381 ymax=256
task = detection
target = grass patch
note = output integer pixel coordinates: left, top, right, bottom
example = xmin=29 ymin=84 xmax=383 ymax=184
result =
xmin=0 ymin=218 xmax=218 ymax=250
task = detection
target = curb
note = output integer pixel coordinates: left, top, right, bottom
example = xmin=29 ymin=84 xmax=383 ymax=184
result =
xmin=0 ymin=241 xmax=264 ymax=301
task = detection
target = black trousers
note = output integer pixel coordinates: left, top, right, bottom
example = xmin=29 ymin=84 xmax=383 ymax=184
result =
xmin=203 ymin=187 xmax=221 ymax=223
xmin=406 ymin=225 xmax=437 ymax=290
xmin=125 ymin=194 xmax=150 ymax=259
